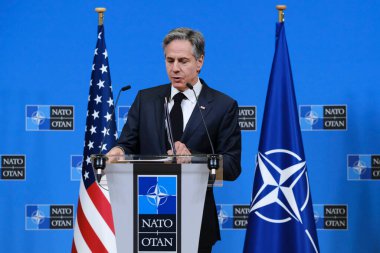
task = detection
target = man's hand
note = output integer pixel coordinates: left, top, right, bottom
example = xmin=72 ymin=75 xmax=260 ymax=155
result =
xmin=167 ymin=141 xmax=191 ymax=155
xmin=106 ymin=146 xmax=125 ymax=163
xmin=167 ymin=141 xmax=191 ymax=163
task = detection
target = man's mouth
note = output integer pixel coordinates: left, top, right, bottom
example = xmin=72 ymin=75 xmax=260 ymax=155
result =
xmin=172 ymin=77 xmax=182 ymax=82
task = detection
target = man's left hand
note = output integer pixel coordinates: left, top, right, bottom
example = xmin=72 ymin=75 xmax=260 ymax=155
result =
xmin=167 ymin=141 xmax=191 ymax=156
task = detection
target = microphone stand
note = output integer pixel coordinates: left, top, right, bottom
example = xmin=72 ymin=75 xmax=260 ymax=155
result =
xmin=186 ymin=83 xmax=219 ymax=185
xmin=164 ymin=97 xmax=176 ymax=155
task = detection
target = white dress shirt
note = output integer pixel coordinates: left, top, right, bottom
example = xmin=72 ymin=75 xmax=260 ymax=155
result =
xmin=169 ymin=79 xmax=202 ymax=131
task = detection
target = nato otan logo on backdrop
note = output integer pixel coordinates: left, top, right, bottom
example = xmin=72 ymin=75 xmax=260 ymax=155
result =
xmin=25 ymin=105 xmax=74 ymax=131
xmin=238 ymin=106 xmax=256 ymax=131
xmin=216 ymin=204 xmax=250 ymax=230
xmin=71 ymin=155 xmax=83 ymax=181
xmin=1 ymin=155 xmax=26 ymax=180
xmin=313 ymin=204 xmax=348 ymax=230
xmin=117 ymin=106 xmax=130 ymax=133
xmin=137 ymin=176 xmax=177 ymax=251
xmin=299 ymin=105 xmax=347 ymax=130
xmin=25 ymin=204 xmax=74 ymax=230
xmin=347 ymin=154 xmax=380 ymax=180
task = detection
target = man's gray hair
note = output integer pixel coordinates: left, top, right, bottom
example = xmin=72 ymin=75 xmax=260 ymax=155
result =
xmin=163 ymin=27 xmax=205 ymax=60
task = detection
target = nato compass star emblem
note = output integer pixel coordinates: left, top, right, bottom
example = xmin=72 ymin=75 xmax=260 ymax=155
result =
xmin=218 ymin=209 xmax=229 ymax=225
xmin=305 ymin=110 xmax=319 ymax=126
xmin=123 ymin=112 xmax=128 ymax=124
xmin=75 ymin=161 xmax=83 ymax=175
xmin=31 ymin=209 xmax=45 ymax=225
xmin=146 ymin=184 xmax=169 ymax=207
xmin=314 ymin=211 xmax=320 ymax=224
xmin=250 ymin=149 xmax=319 ymax=252
xmin=32 ymin=111 xmax=45 ymax=125
xmin=353 ymin=160 xmax=366 ymax=175
xmin=250 ymin=149 xmax=310 ymax=224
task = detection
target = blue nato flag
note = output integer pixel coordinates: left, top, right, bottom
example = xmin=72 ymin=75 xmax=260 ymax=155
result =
xmin=243 ymin=22 xmax=320 ymax=253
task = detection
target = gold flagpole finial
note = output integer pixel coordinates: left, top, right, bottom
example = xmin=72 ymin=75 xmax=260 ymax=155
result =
xmin=95 ymin=7 xmax=106 ymax=25
xmin=276 ymin=5 xmax=286 ymax=23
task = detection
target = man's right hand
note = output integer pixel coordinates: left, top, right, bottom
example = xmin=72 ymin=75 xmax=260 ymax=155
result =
xmin=106 ymin=146 xmax=125 ymax=163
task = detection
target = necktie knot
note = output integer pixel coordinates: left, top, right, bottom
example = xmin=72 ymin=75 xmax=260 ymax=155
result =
xmin=173 ymin=92 xmax=186 ymax=103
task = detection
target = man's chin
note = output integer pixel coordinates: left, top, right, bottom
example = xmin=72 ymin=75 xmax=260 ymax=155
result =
xmin=171 ymin=82 xmax=187 ymax=91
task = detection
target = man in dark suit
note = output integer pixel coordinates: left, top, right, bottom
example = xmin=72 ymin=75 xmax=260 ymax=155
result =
xmin=107 ymin=27 xmax=241 ymax=252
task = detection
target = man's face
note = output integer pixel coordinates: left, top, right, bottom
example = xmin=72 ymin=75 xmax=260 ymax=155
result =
xmin=165 ymin=40 xmax=204 ymax=91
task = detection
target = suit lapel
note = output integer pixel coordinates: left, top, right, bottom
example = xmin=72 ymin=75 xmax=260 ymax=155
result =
xmin=181 ymin=83 xmax=214 ymax=143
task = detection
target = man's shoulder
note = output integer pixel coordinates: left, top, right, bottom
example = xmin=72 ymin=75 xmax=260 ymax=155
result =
xmin=138 ymin=83 xmax=171 ymax=98
xmin=202 ymin=82 xmax=237 ymax=105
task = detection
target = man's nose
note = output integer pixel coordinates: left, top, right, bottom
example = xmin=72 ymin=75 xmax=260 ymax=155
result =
xmin=172 ymin=61 xmax=180 ymax=72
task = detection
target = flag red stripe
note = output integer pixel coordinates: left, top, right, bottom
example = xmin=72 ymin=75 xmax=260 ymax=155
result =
xmin=77 ymin=201 xmax=108 ymax=253
xmin=71 ymin=240 xmax=77 ymax=253
xmin=87 ymin=183 xmax=115 ymax=233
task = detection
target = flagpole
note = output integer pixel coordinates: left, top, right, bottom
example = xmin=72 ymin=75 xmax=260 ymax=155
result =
xmin=276 ymin=5 xmax=286 ymax=22
xmin=95 ymin=7 xmax=106 ymax=25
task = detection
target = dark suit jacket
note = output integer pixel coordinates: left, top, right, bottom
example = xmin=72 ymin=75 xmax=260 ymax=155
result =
xmin=117 ymin=79 xmax=241 ymax=247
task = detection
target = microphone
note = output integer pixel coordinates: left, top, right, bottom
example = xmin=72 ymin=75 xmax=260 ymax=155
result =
xmin=92 ymin=85 xmax=131 ymax=183
xmin=186 ymin=83 xmax=219 ymax=184
xmin=164 ymin=97 xmax=176 ymax=155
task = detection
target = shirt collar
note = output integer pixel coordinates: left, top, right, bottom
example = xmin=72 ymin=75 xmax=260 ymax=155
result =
xmin=170 ymin=78 xmax=202 ymax=104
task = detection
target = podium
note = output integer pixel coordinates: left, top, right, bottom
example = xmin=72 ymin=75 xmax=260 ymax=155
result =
xmin=104 ymin=155 xmax=223 ymax=253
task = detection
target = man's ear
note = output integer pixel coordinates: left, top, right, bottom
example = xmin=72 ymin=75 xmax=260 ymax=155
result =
xmin=196 ymin=55 xmax=204 ymax=73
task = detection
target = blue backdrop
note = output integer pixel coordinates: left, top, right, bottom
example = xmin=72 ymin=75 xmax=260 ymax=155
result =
xmin=1 ymin=0 xmax=380 ymax=252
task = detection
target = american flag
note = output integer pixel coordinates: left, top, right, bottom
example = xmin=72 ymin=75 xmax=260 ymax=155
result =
xmin=72 ymin=25 xmax=117 ymax=253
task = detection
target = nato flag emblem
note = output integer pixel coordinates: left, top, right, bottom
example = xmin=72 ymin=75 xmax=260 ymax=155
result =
xmin=137 ymin=176 xmax=177 ymax=251
xmin=26 ymin=105 xmax=74 ymax=131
